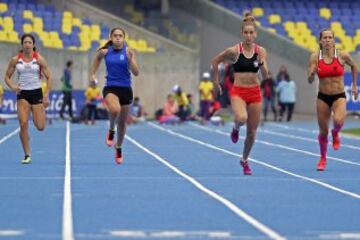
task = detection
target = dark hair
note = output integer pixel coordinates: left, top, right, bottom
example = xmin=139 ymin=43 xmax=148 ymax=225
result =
xmin=66 ymin=60 xmax=73 ymax=67
xmin=20 ymin=33 xmax=36 ymax=52
xmin=98 ymin=27 xmax=126 ymax=51
xmin=242 ymin=11 xmax=256 ymax=31
xmin=319 ymin=28 xmax=334 ymax=50
xmin=134 ymin=96 xmax=140 ymax=101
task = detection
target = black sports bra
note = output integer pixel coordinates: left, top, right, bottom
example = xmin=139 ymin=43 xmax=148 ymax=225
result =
xmin=232 ymin=43 xmax=262 ymax=73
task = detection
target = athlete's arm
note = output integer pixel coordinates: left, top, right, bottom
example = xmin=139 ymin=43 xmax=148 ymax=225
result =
xmin=307 ymin=52 xmax=318 ymax=84
xmin=38 ymin=54 xmax=52 ymax=107
xmin=4 ymin=57 xmax=19 ymax=93
xmin=127 ymin=48 xmax=139 ymax=76
xmin=90 ymin=49 xmax=106 ymax=82
xmin=258 ymin=47 xmax=269 ymax=80
xmin=341 ymin=51 xmax=358 ymax=99
xmin=211 ymin=46 xmax=238 ymax=95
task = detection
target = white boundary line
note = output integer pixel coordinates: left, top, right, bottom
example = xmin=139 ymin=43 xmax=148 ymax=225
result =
xmin=149 ymin=122 xmax=360 ymax=199
xmin=0 ymin=128 xmax=20 ymax=145
xmin=62 ymin=121 xmax=74 ymax=240
xmin=125 ymin=134 xmax=286 ymax=240
xmin=189 ymin=123 xmax=360 ymax=167
xmin=267 ymin=123 xmax=360 ymax=141
xmin=259 ymin=128 xmax=360 ymax=151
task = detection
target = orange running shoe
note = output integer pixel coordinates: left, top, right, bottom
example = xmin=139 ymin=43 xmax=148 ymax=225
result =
xmin=331 ymin=129 xmax=340 ymax=150
xmin=115 ymin=146 xmax=123 ymax=164
xmin=317 ymin=157 xmax=327 ymax=171
xmin=106 ymin=130 xmax=115 ymax=147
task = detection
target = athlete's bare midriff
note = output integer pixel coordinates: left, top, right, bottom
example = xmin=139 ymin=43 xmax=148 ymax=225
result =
xmin=318 ymin=76 xmax=345 ymax=94
xmin=234 ymin=72 xmax=259 ymax=87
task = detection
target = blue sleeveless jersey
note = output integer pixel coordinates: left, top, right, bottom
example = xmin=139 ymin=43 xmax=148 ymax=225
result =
xmin=105 ymin=44 xmax=131 ymax=87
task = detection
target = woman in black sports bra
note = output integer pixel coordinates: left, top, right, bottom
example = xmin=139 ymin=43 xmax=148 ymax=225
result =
xmin=211 ymin=11 xmax=269 ymax=175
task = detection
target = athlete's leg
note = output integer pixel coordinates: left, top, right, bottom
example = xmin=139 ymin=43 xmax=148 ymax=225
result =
xmin=104 ymin=93 xmax=120 ymax=146
xmin=316 ymin=98 xmax=331 ymax=170
xmin=31 ymin=103 xmax=46 ymax=131
xmin=243 ymin=102 xmax=261 ymax=161
xmin=331 ymin=98 xmax=346 ymax=150
xmin=230 ymin=96 xmax=247 ymax=143
xmin=17 ymin=99 xmax=31 ymax=162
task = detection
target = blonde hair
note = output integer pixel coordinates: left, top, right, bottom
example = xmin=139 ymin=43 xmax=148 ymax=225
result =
xmin=242 ymin=11 xmax=256 ymax=31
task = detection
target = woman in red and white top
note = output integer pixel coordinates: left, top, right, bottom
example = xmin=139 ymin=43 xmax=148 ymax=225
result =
xmin=308 ymin=28 xmax=358 ymax=171
xmin=4 ymin=33 xmax=52 ymax=164
xmin=211 ymin=12 xmax=269 ymax=175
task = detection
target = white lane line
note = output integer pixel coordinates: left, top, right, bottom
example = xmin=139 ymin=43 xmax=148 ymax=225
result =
xmin=126 ymin=135 xmax=286 ymax=240
xmin=0 ymin=128 xmax=20 ymax=144
xmin=259 ymin=128 xmax=360 ymax=151
xmin=62 ymin=121 xmax=74 ymax=240
xmin=190 ymin=123 xmax=360 ymax=167
xmin=110 ymin=230 xmax=233 ymax=238
xmin=0 ymin=230 xmax=24 ymax=236
xmin=267 ymin=123 xmax=360 ymax=141
xmin=149 ymin=122 xmax=360 ymax=199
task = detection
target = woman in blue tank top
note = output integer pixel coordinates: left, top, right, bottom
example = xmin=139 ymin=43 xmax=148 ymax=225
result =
xmin=90 ymin=27 xmax=140 ymax=164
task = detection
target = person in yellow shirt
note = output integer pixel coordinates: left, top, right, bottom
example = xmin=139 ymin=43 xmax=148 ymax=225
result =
xmin=84 ymin=79 xmax=101 ymax=125
xmin=172 ymin=85 xmax=189 ymax=121
xmin=199 ymin=72 xmax=214 ymax=121
xmin=0 ymin=84 xmax=6 ymax=124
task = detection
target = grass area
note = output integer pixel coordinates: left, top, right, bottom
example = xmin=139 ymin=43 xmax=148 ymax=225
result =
xmin=342 ymin=128 xmax=360 ymax=136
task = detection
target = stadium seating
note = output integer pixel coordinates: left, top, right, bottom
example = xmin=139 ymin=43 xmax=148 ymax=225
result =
xmin=213 ymin=0 xmax=360 ymax=53
xmin=0 ymin=0 xmax=156 ymax=52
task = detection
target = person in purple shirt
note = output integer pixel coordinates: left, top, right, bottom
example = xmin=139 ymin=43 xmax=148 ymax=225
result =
xmin=90 ymin=27 xmax=140 ymax=164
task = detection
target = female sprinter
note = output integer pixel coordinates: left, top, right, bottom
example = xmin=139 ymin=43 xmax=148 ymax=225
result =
xmin=211 ymin=12 xmax=269 ymax=175
xmin=5 ymin=33 xmax=52 ymax=164
xmin=90 ymin=27 xmax=140 ymax=164
xmin=308 ymin=28 xmax=358 ymax=171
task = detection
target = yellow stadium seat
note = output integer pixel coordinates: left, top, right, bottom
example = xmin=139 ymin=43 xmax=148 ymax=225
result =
xmin=267 ymin=28 xmax=276 ymax=33
xmin=23 ymin=23 xmax=33 ymax=33
xmin=81 ymin=25 xmax=90 ymax=33
xmin=7 ymin=31 xmax=19 ymax=43
xmin=127 ymin=39 xmax=137 ymax=49
xmin=62 ymin=24 xmax=72 ymax=34
xmin=72 ymin=18 xmax=82 ymax=27
xmin=255 ymin=20 xmax=261 ymax=26
xmin=252 ymin=7 xmax=264 ymax=17
xmin=63 ymin=11 xmax=73 ymax=19
xmin=0 ymin=30 xmax=6 ymax=41
xmin=90 ymin=31 xmax=100 ymax=41
xmin=320 ymin=8 xmax=331 ymax=20
xmin=284 ymin=21 xmax=295 ymax=31
xmin=0 ymin=3 xmax=8 ymax=13
xmin=23 ymin=10 xmax=33 ymax=19
xmin=68 ymin=46 xmax=78 ymax=51
xmin=268 ymin=14 xmax=281 ymax=24
xmin=296 ymin=22 xmax=308 ymax=30
xmin=91 ymin=25 xmax=100 ymax=33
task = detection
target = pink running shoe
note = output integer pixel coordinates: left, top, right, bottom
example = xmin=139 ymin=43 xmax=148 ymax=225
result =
xmin=317 ymin=157 xmax=326 ymax=171
xmin=115 ymin=147 xmax=123 ymax=164
xmin=106 ymin=130 xmax=115 ymax=147
xmin=231 ymin=128 xmax=239 ymax=143
xmin=241 ymin=161 xmax=252 ymax=175
xmin=331 ymin=129 xmax=340 ymax=150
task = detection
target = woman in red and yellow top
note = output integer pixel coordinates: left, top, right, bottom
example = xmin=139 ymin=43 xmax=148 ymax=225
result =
xmin=211 ymin=11 xmax=269 ymax=175
xmin=308 ymin=28 xmax=358 ymax=171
